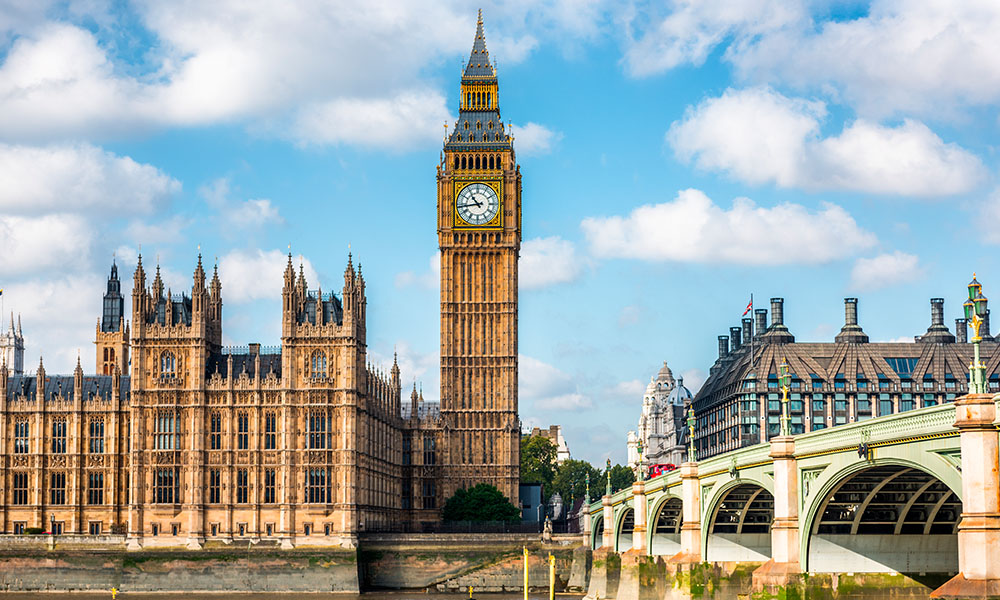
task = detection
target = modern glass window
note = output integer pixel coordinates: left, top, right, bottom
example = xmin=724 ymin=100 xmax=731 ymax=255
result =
xmin=901 ymin=380 xmax=912 ymax=389
xmin=900 ymin=394 xmax=916 ymax=411
xmin=857 ymin=397 xmax=872 ymax=412
xmin=878 ymin=379 xmax=889 ymax=390
xmin=834 ymin=380 xmax=846 ymax=389
xmin=945 ymin=380 xmax=956 ymax=390
xmin=264 ymin=412 xmax=277 ymax=450
xmin=14 ymin=420 xmax=29 ymax=454
xmin=307 ymin=468 xmax=329 ymax=503
xmin=210 ymin=412 xmax=222 ymax=450
xmin=209 ymin=469 xmax=221 ymax=504
xmin=856 ymin=380 xmax=868 ymax=389
xmin=923 ymin=380 xmax=935 ymax=390
xmin=767 ymin=400 xmax=781 ymax=412
xmin=154 ymin=468 xmax=178 ymax=504
xmin=51 ymin=418 xmax=67 ymax=453
xmin=767 ymin=415 xmax=780 ymax=437
xmin=11 ymin=472 xmax=28 ymax=505
xmin=264 ymin=469 xmax=276 ymax=504
xmin=87 ymin=472 xmax=104 ymax=505
xmin=923 ymin=393 xmax=938 ymax=407
xmin=50 ymin=472 xmax=66 ymax=505
xmin=790 ymin=415 xmax=804 ymax=435
xmin=811 ymin=399 xmax=825 ymax=412
xmin=89 ymin=418 xmax=105 ymax=453
xmin=236 ymin=469 xmax=249 ymax=504
xmin=879 ymin=397 xmax=894 ymax=416
xmin=237 ymin=412 xmax=249 ymax=450
xmin=309 ymin=411 xmax=328 ymax=449
xmin=789 ymin=400 xmax=804 ymax=413
xmin=767 ymin=380 xmax=778 ymax=389
xmin=812 ymin=380 xmax=823 ymax=390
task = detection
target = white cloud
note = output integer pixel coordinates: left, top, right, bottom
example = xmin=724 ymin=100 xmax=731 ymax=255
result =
xmin=668 ymin=87 xmax=985 ymax=196
xmin=512 ymin=122 xmax=562 ymax=156
xmin=679 ymin=368 xmax=705 ymax=394
xmin=621 ymin=0 xmax=805 ymax=77
xmin=394 ymin=252 xmax=440 ymax=289
xmin=0 ymin=142 xmax=180 ymax=214
xmin=732 ymin=1 xmax=1000 ymax=118
xmin=849 ymin=251 xmax=924 ymax=292
xmin=978 ymin=188 xmax=1000 ymax=245
xmin=582 ymin=188 xmax=877 ymax=264
xmin=0 ymin=274 xmax=106 ymax=373
xmin=623 ymin=1 xmax=1000 ymax=118
xmin=289 ymin=89 xmax=452 ymax=149
xmin=197 ymin=177 xmax=283 ymax=232
xmin=519 ymin=354 xmax=593 ymax=412
xmin=0 ymin=214 xmax=92 ymax=277
xmin=370 ymin=340 xmax=440 ymax=403
xmin=0 ymin=3 xmax=588 ymax=148
xmin=520 ymin=236 xmax=582 ymax=290
xmin=218 ymin=248 xmax=320 ymax=304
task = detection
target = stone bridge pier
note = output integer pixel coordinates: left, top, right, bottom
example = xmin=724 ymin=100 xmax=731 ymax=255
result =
xmin=932 ymin=393 xmax=1000 ymax=598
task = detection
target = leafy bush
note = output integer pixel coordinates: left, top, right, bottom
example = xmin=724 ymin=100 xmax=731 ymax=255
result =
xmin=442 ymin=483 xmax=521 ymax=522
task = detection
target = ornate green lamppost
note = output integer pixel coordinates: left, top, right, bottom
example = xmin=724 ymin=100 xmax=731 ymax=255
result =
xmin=636 ymin=439 xmax=644 ymax=480
xmin=964 ymin=274 xmax=989 ymax=393
xmin=686 ymin=405 xmax=696 ymax=463
xmin=778 ymin=357 xmax=792 ymax=436
xmin=584 ymin=472 xmax=590 ymax=505
xmin=606 ymin=458 xmax=612 ymax=495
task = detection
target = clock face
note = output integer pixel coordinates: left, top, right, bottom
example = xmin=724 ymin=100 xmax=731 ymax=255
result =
xmin=456 ymin=183 xmax=500 ymax=226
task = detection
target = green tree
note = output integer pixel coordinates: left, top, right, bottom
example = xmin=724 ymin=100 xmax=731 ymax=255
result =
xmin=442 ymin=483 xmax=522 ymax=522
xmin=551 ymin=459 xmax=603 ymax=505
xmin=607 ymin=463 xmax=635 ymax=494
xmin=520 ymin=435 xmax=557 ymax=490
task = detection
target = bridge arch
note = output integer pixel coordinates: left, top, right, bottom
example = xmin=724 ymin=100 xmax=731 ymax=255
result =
xmin=613 ymin=505 xmax=634 ymax=553
xmin=591 ymin=514 xmax=604 ymax=550
xmin=702 ymin=477 xmax=773 ymax=562
xmin=801 ymin=457 xmax=961 ymax=575
xmin=648 ymin=493 xmax=683 ymax=556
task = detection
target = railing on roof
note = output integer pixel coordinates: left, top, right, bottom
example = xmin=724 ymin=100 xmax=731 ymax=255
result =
xmin=221 ymin=345 xmax=282 ymax=355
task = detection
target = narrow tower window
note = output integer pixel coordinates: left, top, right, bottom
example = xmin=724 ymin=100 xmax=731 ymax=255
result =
xmin=311 ymin=350 xmax=327 ymax=378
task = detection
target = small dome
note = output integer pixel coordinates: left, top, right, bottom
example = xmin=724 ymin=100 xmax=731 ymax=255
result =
xmin=656 ymin=361 xmax=675 ymax=386
xmin=667 ymin=375 xmax=693 ymax=406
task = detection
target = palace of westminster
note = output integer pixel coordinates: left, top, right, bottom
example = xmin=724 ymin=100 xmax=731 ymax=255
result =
xmin=0 ymin=15 xmax=521 ymax=549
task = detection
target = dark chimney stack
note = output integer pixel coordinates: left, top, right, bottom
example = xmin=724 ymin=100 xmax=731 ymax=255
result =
xmin=754 ymin=309 xmax=768 ymax=339
xmin=983 ymin=309 xmax=993 ymax=341
xmin=730 ymin=327 xmax=743 ymax=351
xmin=920 ymin=298 xmax=955 ymax=344
xmin=835 ymin=298 xmax=868 ymax=344
xmin=718 ymin=335 xmax=729 ymax=359
xmin=770 ymin=298 xmax=784 ymax=326
xmin=742 ymin=318 xmax=753 ymax=346
xmin=845 ymin=298 xmax=858 ymax=326
xmin=930 ymin=298 xmax=945 ymax=326
xmin=956 ymin=318 xmax=968 ymax=343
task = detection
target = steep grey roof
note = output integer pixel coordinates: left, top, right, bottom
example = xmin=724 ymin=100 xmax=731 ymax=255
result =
xmin=4 ymin=375 xmax=130 ymax=402
xmin=463 ymin=11 xmax=494 ymax=79
xmin=208 ymin=348 xmax=282 ymax=379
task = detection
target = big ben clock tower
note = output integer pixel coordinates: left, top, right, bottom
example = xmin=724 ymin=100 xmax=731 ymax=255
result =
xmin=438 ymin=11 xmax=521 ymax=503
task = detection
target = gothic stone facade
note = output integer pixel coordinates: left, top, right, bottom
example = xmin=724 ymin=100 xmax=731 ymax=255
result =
xmin=0 ymin=255 xmax=434 ymax=548
xmin=0 ymin=15 xmax=520 ymax=547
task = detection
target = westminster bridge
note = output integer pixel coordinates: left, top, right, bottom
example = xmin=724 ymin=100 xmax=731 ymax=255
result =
xmin=585 ymin=393 xmax=1000 ymax=598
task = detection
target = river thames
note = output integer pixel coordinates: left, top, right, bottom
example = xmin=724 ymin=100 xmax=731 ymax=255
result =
xmin=1 ymin=594 xmax=587 ymax=599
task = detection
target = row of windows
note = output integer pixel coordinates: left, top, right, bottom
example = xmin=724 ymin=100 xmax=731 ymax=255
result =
xmin=11 ymin=418 xmax=108 ymax=454
xmin=452 ymin=154 xmax=503 ymax=170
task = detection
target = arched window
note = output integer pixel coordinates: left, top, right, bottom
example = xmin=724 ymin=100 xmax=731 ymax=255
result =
xmin=160 ymin=351 xmax=176 ymax=377
xmin=486 ymin=92 xmax=490 ymax=108
xmin=453 ymin=156 xmax=459 ymax=170
xmin=311 ymin=350 xmax=327 ymax=378
xmin=475 ymin=156 xmax=481 ymax=169
xmin=489 ymin=155 xmax=494 ymax=169
xmin=461 ymin=156 xmax=467 ymax=169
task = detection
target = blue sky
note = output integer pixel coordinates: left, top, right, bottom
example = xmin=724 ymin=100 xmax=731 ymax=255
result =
xmin=2 ymin=1 xmax=1000 ymax=465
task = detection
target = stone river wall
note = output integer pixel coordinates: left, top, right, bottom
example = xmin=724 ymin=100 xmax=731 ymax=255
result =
xmin=358 ymin=533 xmax=590 ymax=592
xmin=0 ymin=541 xmax=360 ymax=593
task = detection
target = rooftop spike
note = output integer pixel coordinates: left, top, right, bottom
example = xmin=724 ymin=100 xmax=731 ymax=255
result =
xmin=463 ymin=9 xmax=494 ymax=78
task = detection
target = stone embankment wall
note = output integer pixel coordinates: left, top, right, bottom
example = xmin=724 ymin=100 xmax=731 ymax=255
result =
xmin=0 ymin=539 xmax=359 ymax=593
xmin=586 ymin=552 xmax=951 ymax=600
xmin=358 ymin=533 xmax=590 ymax=592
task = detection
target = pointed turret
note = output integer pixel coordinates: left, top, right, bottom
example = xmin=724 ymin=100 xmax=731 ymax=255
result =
xmin=194 ymin=253 xmax=206 ymax=290
xmin=463 ymin=9 xmax=494 ymax=79
xmin=283 ymin=252 xmax=295 ymax=291
xmin=444 ymin=10 xmax=511 ymax=151
xmin=134 ymin=253 xmax=146 ymax=290
xmin=152 ymin=265 xmax=164 ymax=300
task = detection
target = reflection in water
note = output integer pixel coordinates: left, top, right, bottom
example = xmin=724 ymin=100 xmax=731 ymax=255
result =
xmin=1 ymin=594 xmax=585 ymax=600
